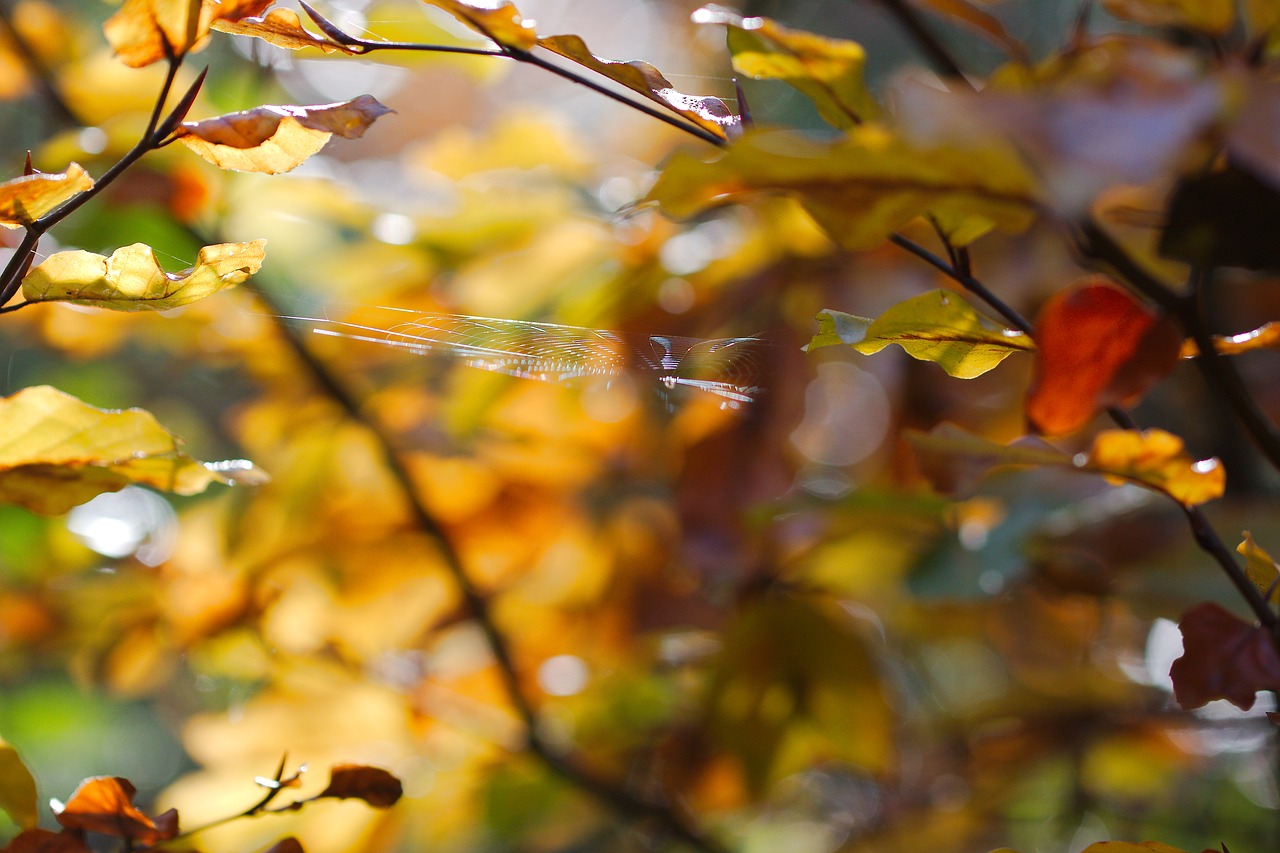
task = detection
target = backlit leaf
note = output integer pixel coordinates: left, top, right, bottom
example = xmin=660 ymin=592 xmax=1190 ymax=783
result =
xmin=537 ymin=34 xmax=738 ymax=140
xmin=54 ymin=777 xmax=178 ymax=844
xmin=0 ymin=739 xmax=37 ymax=830
xmin=0 ymin=385 xmax=268 ymax=515
xmin=172 ymin=95 xmax=394 ymax=173
xmin=421 ymin=0 xmax=537 ymax=51
xmin=807 ymin=290 xmax=1033 ymax=378
xmin=211 ymin=8 xmax=362 ymax=54
xmin=1 ymin=828 xmax=91 ymax=852
xmin=1179 ymin=321 xmax=1280 ymax=358
xmin=317 ymin=765 xmax=404 ymax=808
xmin=1101 ymin=0 xmax=1235 ymax=34
xmin=1026 ymin=279 xmax=1179 ymax=436
xmin=22 ymin=240 xmax=265 ymax=310
xmin=0 ymin=163 xmax=93 ymax=228
xmin=1238 ymin=532 xmax=1280 ymax=604
xmin=692 ymin=4 xmax=877 ymax=129
xmin=1170 ymin=603 xmax=1280 ymax=710
xmin=647 ymin=127 xmax=1037 ymax=250
xmin=104 ymin=0 xmax=272 ymax=66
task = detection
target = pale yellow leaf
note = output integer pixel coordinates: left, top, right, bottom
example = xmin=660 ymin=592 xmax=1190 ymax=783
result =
xmin=0 ymin=163 xmax=93 ymax=228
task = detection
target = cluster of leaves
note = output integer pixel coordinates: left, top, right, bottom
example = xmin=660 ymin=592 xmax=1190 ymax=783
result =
xmin=2 ymin=0 xmax=1280 ymax=851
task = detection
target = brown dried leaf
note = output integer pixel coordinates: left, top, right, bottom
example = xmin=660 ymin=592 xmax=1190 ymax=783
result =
xmin=0 ymin=163 xmax=93 ymax=228
xmin=421 ymin=0 xmax=537 ymax=50
xmin=1 ymin=828 xmax=91 ymax=853
xmin=261 ymin=838 xmax=307 ymax=853
xmin=173 ymin=95 xmax=394 ymax=173
xmin=211 ymin=8 xmax=362 ymax=54
xmin=537 ymin=34 xmax=738 ymax=140
xmin=104 ymin=0 xmax=272 ymax=66
xmin=919 ymin=0 xmax=1028 ymax=62
xmin=54 ymin=777 xmax=177 ymax=845
xmin=1170 ymin=603 xmax=1280 ymax=710
xmin=317 ymin=765 xmax=404 ymax=808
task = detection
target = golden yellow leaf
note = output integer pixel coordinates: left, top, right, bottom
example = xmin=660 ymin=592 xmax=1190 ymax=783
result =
xmin=104 ymin=0 xmax=271 ymax=66
xmin=536 ymin=34 xmax=738 ymax=140
xmin=421 ymin=0 xmax=537 ymax=51
xmin=23 ymin=240 xmax=266 ymax=310
xmin=693 ymin=4 xmax=877 ymax=129
xmin=1179 ymin=321 xmax=1280 ymax=357
xmin=0 ymin=738 xmax=38 ymax=830
xmin=211 ymin=8 xmax=362 ymax=54
xmin=1238 ymin=531 xmax=1280 ymax=603
xmin=172 ymin=95 xmax=394 ymax=173
xmin=0 ymin=385 xmax=268 ymax=515
xmin=648 ymin=127 xmax=1038 ymax=250
xmin=1086 ymin=429 xmax=1225 ymax=507
xmin=1079 ymin=843 xmax=1192 ymax=853
xmin=1102 ymin=0 xmax=1235 ymax=34
xmin=0 ymin=163 xmax=93 ymax=228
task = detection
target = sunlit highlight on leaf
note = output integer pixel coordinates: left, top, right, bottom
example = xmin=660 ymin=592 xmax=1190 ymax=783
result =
xmin=211 ymin=8 xmax=363 ymax=54
xmin=0 ymin=163 xmax=92 ymax=228
xmin=421 ymin=0 xmax=538 ymax=51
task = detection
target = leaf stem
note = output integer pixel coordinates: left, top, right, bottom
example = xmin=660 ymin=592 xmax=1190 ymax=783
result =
xmin=866 ymin=0 xmax=976 ymax=90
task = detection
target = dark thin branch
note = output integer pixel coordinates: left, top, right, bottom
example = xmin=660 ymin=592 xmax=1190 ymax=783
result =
xmin=888 ymin=233 xmax=1034 ymax=333
xmin=867 ymin=0 xmax=976 ymax=89
xmin=0 ymin=0 xmax=79 ymax=129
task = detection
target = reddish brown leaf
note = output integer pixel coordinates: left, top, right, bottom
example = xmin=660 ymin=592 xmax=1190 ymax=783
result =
xmin=1 ymin=828 xmax=90 ymax=853
xmin=1170 ymin=603 xmax=1280 ymax=710
xmin=212 ymin=8 xmax=362 ymax=54
xmin=317 ymin=765 xmax=403 ymax=808
xmin=1026 ymin=278 xmax=1179 ymax=435
xmin=261 ymin=838 xmax=307 ymax=853
xmin=54 ymin=777 xmax=177 ymax=845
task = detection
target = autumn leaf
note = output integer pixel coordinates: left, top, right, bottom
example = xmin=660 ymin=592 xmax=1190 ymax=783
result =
xmin=172 ymin=95 xmax=394 ymax=173
xmin=104 ymin=0 xmax=272 ymax=67
xmin=211 ymin=8 xmax=362 ymax=55
xmin=1170 ymin=603 xmax=1280 ymax=710
xmin=1101 ymin=0 xmax=1235 ymax=34
xmin=22 ymin=240 xmax=265 ymax=310
xmin=54 ymin=776 xmax=178 ymax=845
xmin=421 ymin=0 xmax=537 ymax=51
xmin=537 ymin=34 xmax=738 ymax=140
xmin=0 ymin=164 xmax=93 ymax=228
xmin=262 ymin=839 xmax=307 ymax=853
xmin=1026 ymin=279 xmax=1180 ymax=436
xmin=317 ymin=765 xmax=404 ymax=808
xmin=0 ymin=385 xmax=268 ymax=515
xmin=0 ymin=739 xmax=37 ymax=830
xmin=692 ymin=4 xmax=878 ymax=128
xmin=1079 ymin=843 xmax=1195 ymax=853
xmin=647 ymin=126 xmax=1038 ymax=251
xmin=1179 ymin=321 xmax=1280 ymax=358
xmin=0 ymin=828 xmax=91 ymax=853
xmin=807 ymin=290 xmax=1033 ymax=378
xmin=1238 ymin=532 xmax=1280 ymax=604
xmin=917 ymin=0 xmax=1029 ymax=62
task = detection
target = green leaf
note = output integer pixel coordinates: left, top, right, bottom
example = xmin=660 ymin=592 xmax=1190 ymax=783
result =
xmin=23 ymin=240 xmax=266 ymax=310
xmin=0 ymin=738 xmax=38 ymax=830
xmin=693 ymin=4 xmax=877 ymax=129
xmin=0 ymin=385 xmax=269 ymax=515
xmin=807 ymin=290 xmax=1033 ymax=378
xmin=647 ymin=127 xmax=1038 ymax=251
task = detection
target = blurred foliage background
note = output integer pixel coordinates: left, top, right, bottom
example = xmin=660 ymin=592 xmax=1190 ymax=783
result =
xmin=1 ymin=1 xmax=1278 ymax=852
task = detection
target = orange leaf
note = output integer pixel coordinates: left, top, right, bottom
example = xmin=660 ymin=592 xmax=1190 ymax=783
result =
xmin=1170 ymin=603 xmax=1280 ymax=710
xmin=104 ymin=0 xmax=271 ymax=66
xmin=1179 ymin=321 xmax=1280 ymax=358
xmin=211 ymin=8 xmax=362 ymax=54
xmin=1026 ymin=278 xmax=1179 ymax=435
xmin=172 ymin=95 xmax=394 ymax=173
xmin=421 ymin=0 xmax=537 ymax=51
xmin=317 ymin=765 xmax=404 ymax=808
xmin=1086 ymin=428 xmax=1224 ymax=506
xmin=54 ymin=777 xmax=178 ymax=845
xmin=537 ymin=34 xmax=738 ymax=140
xmin=0 ymin=164 xmax=93 ymax=228
xmin=1 ymin=828 xmax=91 ymax=853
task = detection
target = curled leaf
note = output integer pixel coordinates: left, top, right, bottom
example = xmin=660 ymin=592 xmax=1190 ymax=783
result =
xmin=537 ymin=34 xmax=738 ymax=140
xmin=212 ymin=8 xmax=362 ymax=54
xmin=0 ymin=739 xmax=38 ymax=830
xmin=317 ymin=765 xmax=404 ymax=808
xmin=807 ymin=290 xmax=1033 ymax=378
xmin=1086 ymin=429 xmax=1224 ymax=507
xmin=692 ymin=4 xmax=877 ymax=129
xmin=0 ymin=385 xmax=268 ymax=515
xmin=648 ymin=127 xmax=1037 ymax=251
xmin=1027 ymin=279 xmax=1180 ymax=436
xmin=1170 ymin=603 xmax=1280 ymax=710
xmin=54 ymin=777 xmax=178 ymax=845
xmin=0 ymin=163 xmax=93 ymax=228
xmin=173 ymin=95 xmax=394 ymax=173
xmin=421 ymin=0 xmax=537 ymax=51
xmin=1239 ymin=532 xmax=1280 ymax=604
xmin=23 ymin=240 xmax=265 ymax=310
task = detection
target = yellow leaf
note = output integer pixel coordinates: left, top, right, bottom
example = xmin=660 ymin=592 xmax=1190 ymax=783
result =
xmin=1179 ymin=321 xmax=1280 ymax=357
xmin=211 ymin=8 xmax=362 ymax=54
xmin=1101 ymin=0 xmax=1235 ymax=34
xmin=536 ymin=34 xmax=738 ymax=140
xmin=647 ymin=127 xmax=1037 ymax=250
xmin=0 ymin=738 xmax=38 ymax=830
xmin=1238 ymin=531 xmax=1280 ymax=603
xmin=1086 ymin=429 xmax=1225 ymax=507
xmin=0 ymin=163 xmax=93 ymax=228
xmin=104 ymin=0 xmax=271 ymax=66
xmin=1079 ymin=843 xmax=1193 ymax=853
xmin=807 ymin=290 xmax=1033 ymax=378
xmin=23 ymin=240 xmax=266 ymax=310
xmin=421 ymin=0 xmax=537 ymax=51
xmin=0 ymin=386 xmax=268 ymax=515
xmin=693 ymin=4 xmax=877 ymax=129
xmin=172 ymin=95 xmax=394 ymax=173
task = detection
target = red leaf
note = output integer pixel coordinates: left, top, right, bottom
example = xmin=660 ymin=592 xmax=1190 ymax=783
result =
xmin=1 ymin=829 xmax=90 ymax=853
xmin=317 ymin=765 xmax=403 ymax=808
xmin=1169 ymin=603 xmax=1280 ymax=710
xmin=261 ymin=838 xmax=307 ymax=853
xmin=53 ymin=777 xmax=177 ymax=845
xmin=1027 ymin=278 xmax=1180 ymax=435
